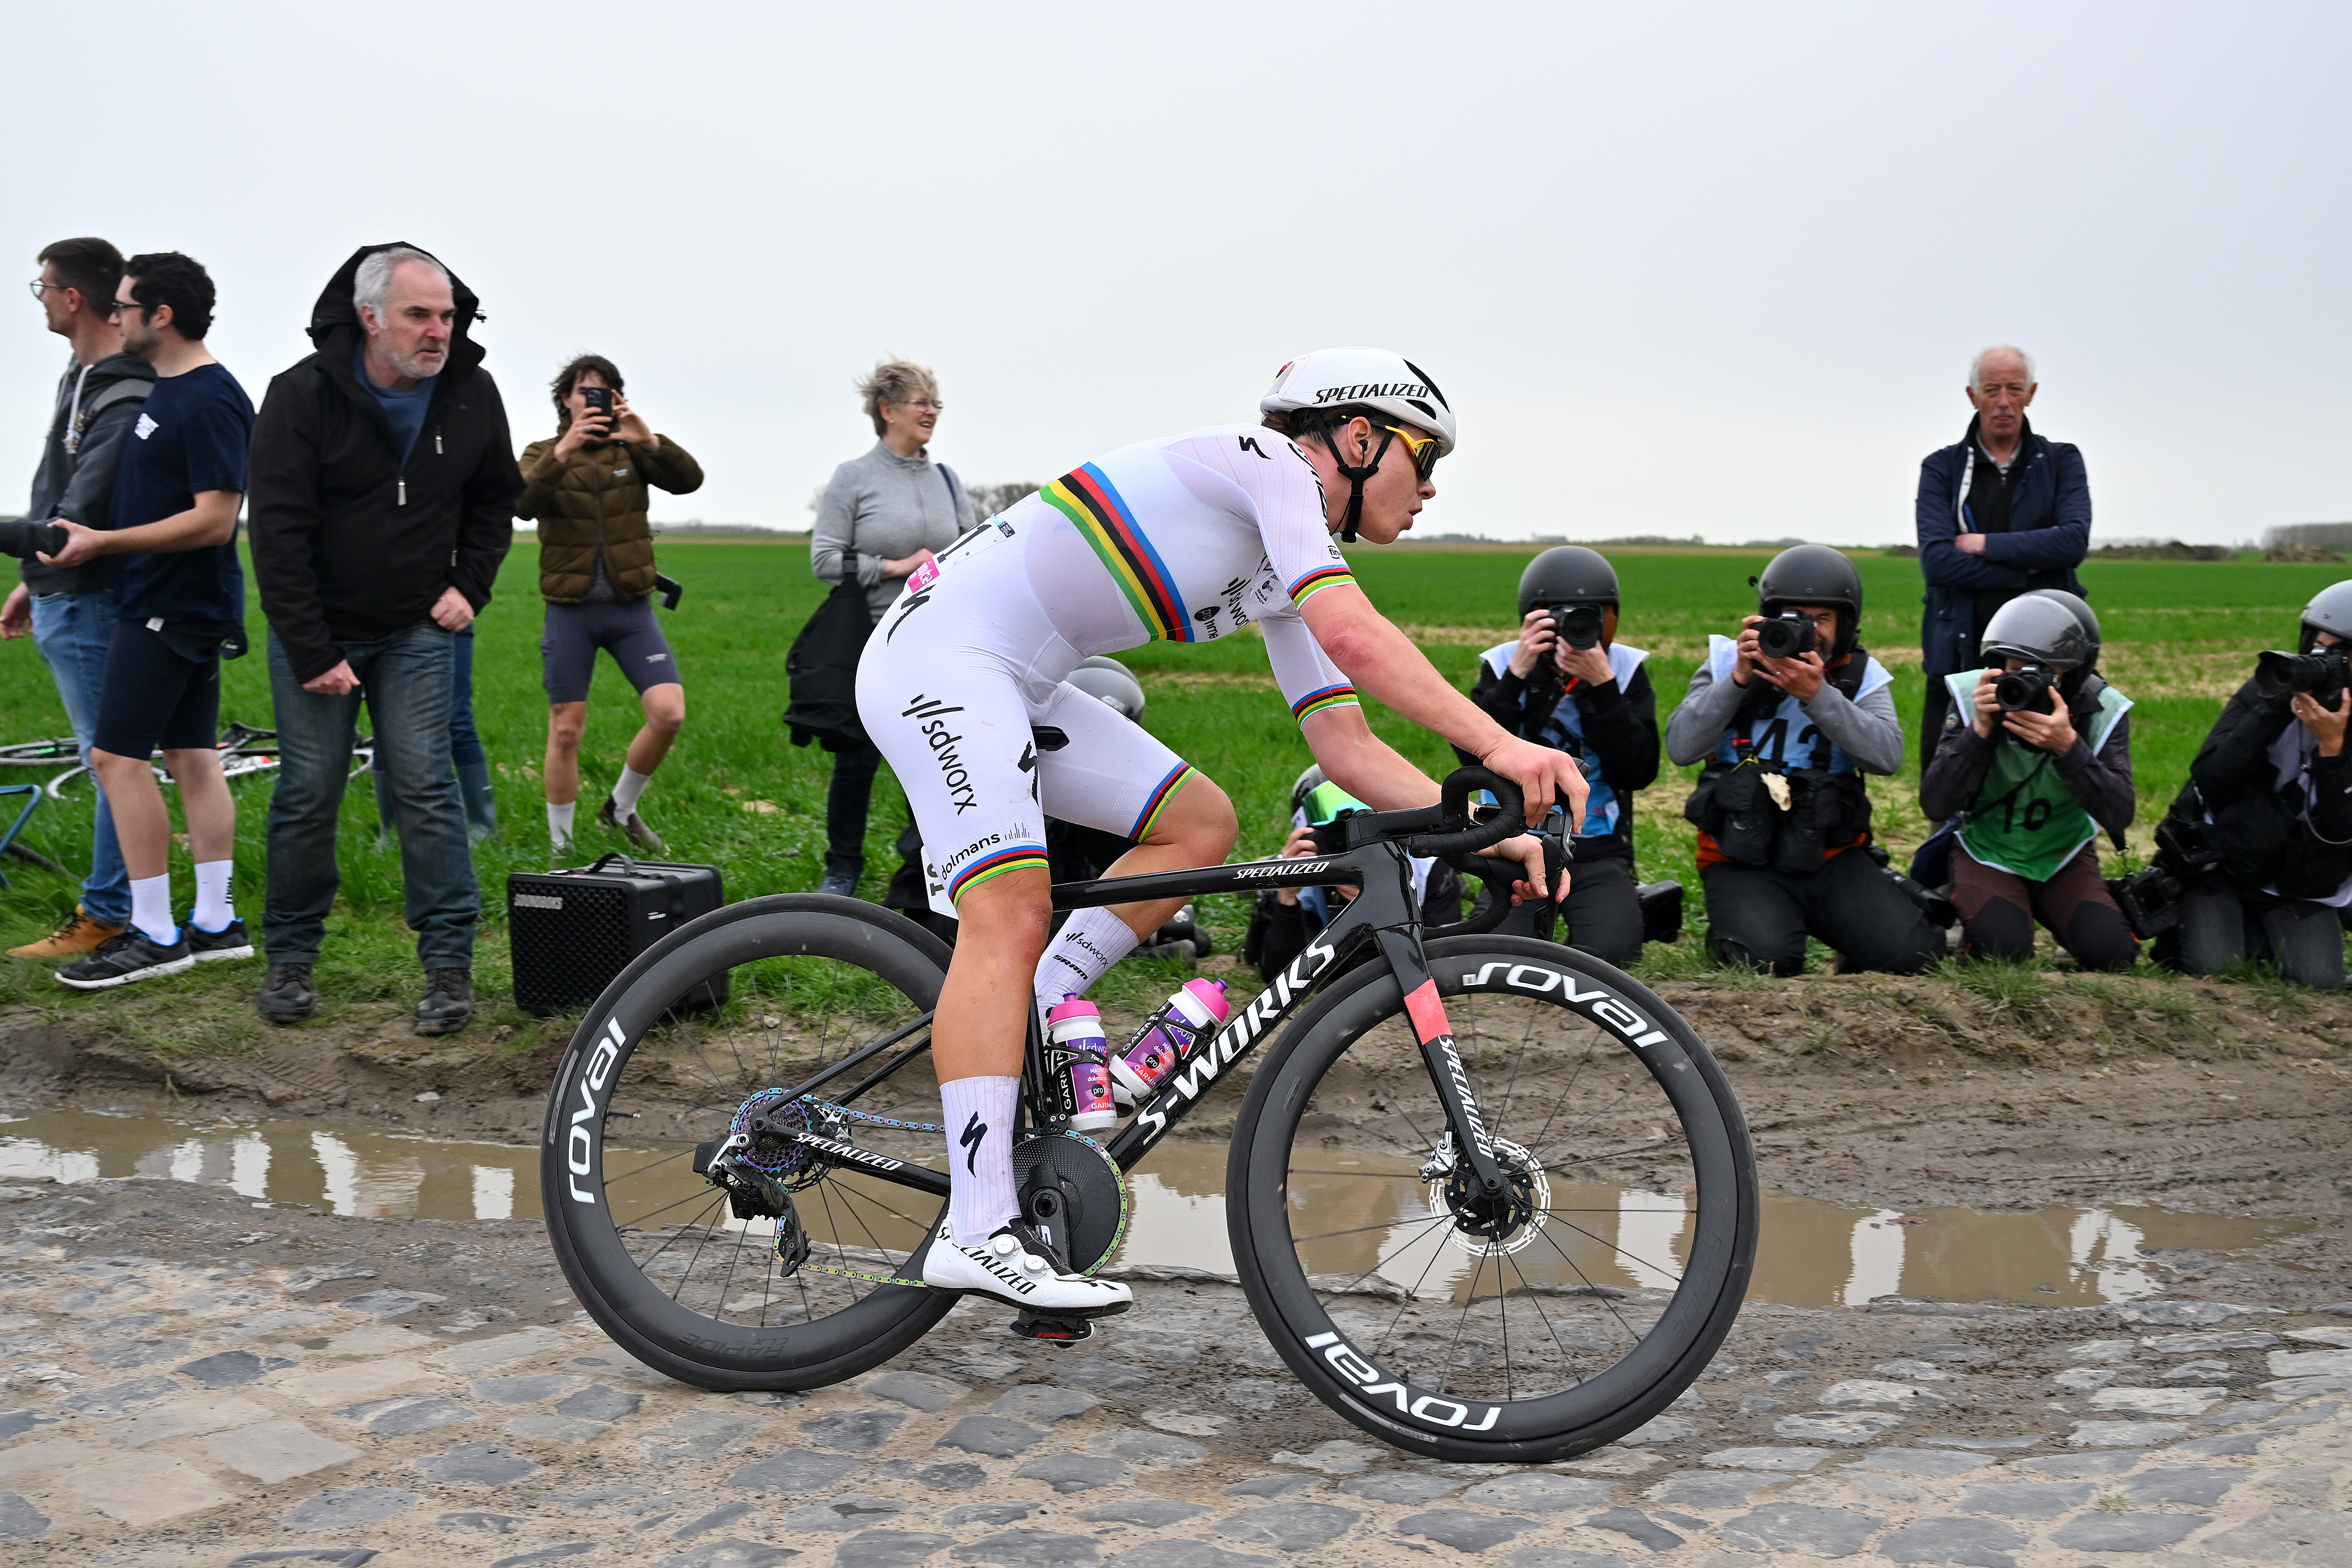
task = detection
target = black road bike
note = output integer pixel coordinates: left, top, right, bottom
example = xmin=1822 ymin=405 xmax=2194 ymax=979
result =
xmin=542 ymin=767 xmax=1757 ymax=1462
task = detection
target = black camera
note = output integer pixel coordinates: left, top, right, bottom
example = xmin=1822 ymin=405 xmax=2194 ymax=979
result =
xmin=1544 ymin=602 xmax=1606 ymax=651
xmin=1754 ymin=610 xmax=1819 ymax=660
xmin=1993 ymin=664 xmax=2059 ymax=714
xmin=2254 ymin=646 xmax=2351 ymax=705
xmin=2107 ymin=864 xmax=2182 ymax=939
xmin=0 ymin=520 xmax=68 ymax=561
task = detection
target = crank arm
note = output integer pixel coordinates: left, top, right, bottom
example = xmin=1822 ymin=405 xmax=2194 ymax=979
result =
xmin=1373 ymin=927 xmax=1509 ymax=1196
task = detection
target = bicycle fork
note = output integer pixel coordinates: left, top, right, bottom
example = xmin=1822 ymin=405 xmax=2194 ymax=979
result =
xmin=1372 ymin=925 xmax=1510 ymax=1203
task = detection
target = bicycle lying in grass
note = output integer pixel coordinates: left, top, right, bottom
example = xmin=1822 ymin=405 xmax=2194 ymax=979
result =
xmin=542 ymin=766 xmax=1757 ymax=1461
xmin=23 ymin=721 xmax=376 ymax=799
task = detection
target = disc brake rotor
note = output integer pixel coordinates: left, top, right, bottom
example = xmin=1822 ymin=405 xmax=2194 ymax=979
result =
xmin=1429 ymin=1136 xmax=1549 ymax=1257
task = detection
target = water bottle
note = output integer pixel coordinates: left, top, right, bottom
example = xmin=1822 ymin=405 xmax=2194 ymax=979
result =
xmin=1045 ymin=996 xmax=1119 ymax=1132
xmin=1109 ymin=978 xmax=1232 ymax=1106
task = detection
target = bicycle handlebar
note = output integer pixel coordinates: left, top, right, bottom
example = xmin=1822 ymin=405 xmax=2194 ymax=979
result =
xmin=1403 ymin=767 xmax=1526 ymax=861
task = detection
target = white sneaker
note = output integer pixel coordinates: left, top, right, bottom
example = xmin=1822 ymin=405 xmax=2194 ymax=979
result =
xmin=921 ymin=1220 xmax=1134 ymax=1317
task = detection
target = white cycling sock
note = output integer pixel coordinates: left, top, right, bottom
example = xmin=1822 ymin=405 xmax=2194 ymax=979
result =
xmin=1033 ymin=906 xmax=1141 ymax=1021
xmin=549 ymin=801 xmax=575 ymax=851
xmin=941 ymin=1075 xmax=1019 ymax=1246
xmin=610 ymin=765 xmax=652 ymax=819
xmin=192 ymin=861 xmax=235 ymax=932
xmin=130 ymin=874 xmax=176 ymax=947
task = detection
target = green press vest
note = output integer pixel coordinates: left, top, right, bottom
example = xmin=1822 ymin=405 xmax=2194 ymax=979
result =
xmin=1944 ymin=669 xmax=2132 ymax=882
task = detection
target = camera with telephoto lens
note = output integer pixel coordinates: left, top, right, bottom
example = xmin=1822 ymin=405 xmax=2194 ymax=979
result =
xmin=2253 ymin=645 xmax=2351 ymax=705
xmin=1994 ymin=663 xmax=2059 ymax=714
xmin=0 ymin=520 xmax=68 ymax=561
xmin=1754 ymin=610 xmax=1819 ymax=660
xmin=1543 ymin=602 xmax=1606 ymax=651
xmin=2107 ymin=864 xmax=2182 ymax=939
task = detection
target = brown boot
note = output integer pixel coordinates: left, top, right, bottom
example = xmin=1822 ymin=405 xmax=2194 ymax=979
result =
xmin=10 ymin=905 xmax=128 ymax=960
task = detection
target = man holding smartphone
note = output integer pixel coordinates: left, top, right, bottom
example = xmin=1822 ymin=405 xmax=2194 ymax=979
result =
xmin=516 ymin=353 xmax=702 ymax=858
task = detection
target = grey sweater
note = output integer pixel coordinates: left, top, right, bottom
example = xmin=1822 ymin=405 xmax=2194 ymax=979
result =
xmin=1665 ymin=654 xmax=1907 ymax=775
xmin=812 ymin=441 xmax=975 ymax=624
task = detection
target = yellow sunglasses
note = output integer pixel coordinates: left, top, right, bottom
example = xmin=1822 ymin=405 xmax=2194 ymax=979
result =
xmin=1380 ymin=423 xmax=1442 ymax=480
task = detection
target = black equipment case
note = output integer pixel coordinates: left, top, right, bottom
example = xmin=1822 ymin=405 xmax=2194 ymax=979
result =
xmin=507 ymin=853 xmax=727 ymax=1016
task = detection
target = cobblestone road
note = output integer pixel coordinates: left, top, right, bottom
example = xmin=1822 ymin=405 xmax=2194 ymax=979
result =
xmin=3 ymin=1177 xmax=2349 ymax=1566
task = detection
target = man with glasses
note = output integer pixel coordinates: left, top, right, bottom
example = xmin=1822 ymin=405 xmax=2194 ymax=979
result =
xmin=3 ymin=239 xmax=153 ymax=961
xmin=246 ymin=243 xmax=518 ymax=1034
xmin=39 ymin=254 xmax=254 ymax=989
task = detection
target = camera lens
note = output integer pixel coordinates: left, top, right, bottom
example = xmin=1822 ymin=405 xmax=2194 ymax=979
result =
xmin=1554 ymin=604 xmax=1605 ymax=650
xmin=1755 ymin=613 xmax=1818 ymax=661
xmin=1994 ymin=666 xmax=2056 ymax=714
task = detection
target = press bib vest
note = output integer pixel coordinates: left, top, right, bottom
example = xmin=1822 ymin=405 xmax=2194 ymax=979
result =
xmin=1478 ymin=640 xmax=1649 ymax=840
xmin=1946 ymin=669 xmax=2132 ymax=882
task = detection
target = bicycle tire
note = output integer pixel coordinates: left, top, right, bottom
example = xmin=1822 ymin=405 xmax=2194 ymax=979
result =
xmin=543 ymin=893 xmax=959 ymax=1391
xmin=1228 ymin=935 xmax=1756 ymax=1462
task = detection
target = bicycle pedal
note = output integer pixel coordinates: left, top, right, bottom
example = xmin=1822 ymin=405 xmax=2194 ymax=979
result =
xmin=1009 ymin=1311 xmax=1095 ymax=1344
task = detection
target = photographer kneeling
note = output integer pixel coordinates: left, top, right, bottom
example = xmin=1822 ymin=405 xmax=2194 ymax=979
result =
xmin=1920 ymin=590 xmax=2138 ymax=970
xmin=2163 ymin=581 xmax=2352 ymax=991
xmin=1667 ymin=545 xmax=1940 ymax=975
xmin=1458 ymin=547 xmax=1657 ymax=960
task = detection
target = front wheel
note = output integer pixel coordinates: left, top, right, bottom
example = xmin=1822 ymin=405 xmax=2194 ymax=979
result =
xmin=1229 ymin=937 xmax=1757 ymax=1462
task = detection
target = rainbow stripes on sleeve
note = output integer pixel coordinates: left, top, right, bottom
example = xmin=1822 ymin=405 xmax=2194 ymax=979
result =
xmin=1040 ymin=464 xmax=1195 ymax=642
xmin=947 ymin=844 xmax=1050 ymax=903
xmin=1287 ymin=566 xmax=1357 ymax=608
xmin=1290 ymin=684 xmax=1361 ymax=724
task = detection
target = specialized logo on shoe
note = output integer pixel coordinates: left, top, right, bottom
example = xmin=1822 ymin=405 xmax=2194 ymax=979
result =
xmin=903 ymin=696 xmax=979 ymax=814
xmin=959 ymin=1112 xmax=987 ymax=1175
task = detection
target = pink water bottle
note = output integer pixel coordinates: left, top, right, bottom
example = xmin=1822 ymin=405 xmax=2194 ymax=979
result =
xmin=1046 ymin=996 xmax=1119 ymax=1132
xmin=1109 ymin=979 xmax=1232 ymax=1106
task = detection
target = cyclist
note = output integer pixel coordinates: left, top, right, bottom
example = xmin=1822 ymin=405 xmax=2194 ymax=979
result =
xmin=857 ymin=348 xmax=1586 ymax=1320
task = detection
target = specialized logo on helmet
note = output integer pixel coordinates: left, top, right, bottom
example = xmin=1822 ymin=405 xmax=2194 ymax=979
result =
xmin=1311 ymin=381 xmax=1432 ymax=405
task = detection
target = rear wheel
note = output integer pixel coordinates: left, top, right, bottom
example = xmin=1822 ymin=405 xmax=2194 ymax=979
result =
xmin=542 ymin=894 xmax=958 ymax=1390
xmin=1230 ymin=937 xmax=1756 ymax=1462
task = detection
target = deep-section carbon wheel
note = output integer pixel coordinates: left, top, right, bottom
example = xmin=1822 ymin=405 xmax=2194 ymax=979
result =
xmin=1229 ymin=936 xmax=1756 ymax=1462
xmin=542 ymin=894 xmax=958 ymax=1390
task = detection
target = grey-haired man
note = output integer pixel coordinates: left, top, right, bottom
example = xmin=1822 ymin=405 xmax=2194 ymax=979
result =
xmin=246 ymin=243 xmax=519 ymax=1032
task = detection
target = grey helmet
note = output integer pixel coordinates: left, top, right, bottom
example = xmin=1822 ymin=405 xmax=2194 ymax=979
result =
xmin=1754 ymin=544 xmax=1863 ymax=659
xmin=1290 ymin=763 xmax=1327 ymax=819
xmin=2300 ymin=579 xmax=2352 ymax=653
xmin=1980 ymin=592 xmax=2093 ymax=672
xmin=1517 ymin=546 xmax=1619 ymax=618
xmin=1066 ymin=656 xmax=1146 ymax=720
xmin=2023 ymin=588 xmax=2101 ymax=671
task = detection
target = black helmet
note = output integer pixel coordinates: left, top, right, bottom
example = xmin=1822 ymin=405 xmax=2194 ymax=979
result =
xmin=1755 ymin=545 xmax=1862 ymax=658
xmin=1066 ymin=656 xmax=1146 ymax=720
xmin=1980 ymin=593 xmax=2093 ymax=672
xmin=1517 ymin=547 xmax=1619 ymax=618
xmin=2300 ymin=580 xmax=2352 ymax=653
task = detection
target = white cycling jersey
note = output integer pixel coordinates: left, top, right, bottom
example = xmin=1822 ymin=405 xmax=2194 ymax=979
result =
xmin=857 ymin=424 xmax=1366 ymax=912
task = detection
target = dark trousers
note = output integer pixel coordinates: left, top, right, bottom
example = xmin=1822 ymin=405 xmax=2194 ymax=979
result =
xmin=1952 ymin=844 xmax=2137 ymax=971
xmin=1489 ymin=855 xmax=1644 ymax=965
xmin=825 ymin=737 xmax=885 ymax=883
xmin=2176 ymin=882 xmax=2343 ymax=991
xmin=1921 ymin=674 xmax=1960 ymax=777
xmin=265 ymin=623 xmax=477 ymax=970
xmin=1702 ymin=847 xmax=1943 ymax=976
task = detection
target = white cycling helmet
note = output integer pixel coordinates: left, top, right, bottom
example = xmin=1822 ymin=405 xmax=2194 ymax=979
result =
xmin=1260 ymin=348 xmax=1455 ymax=543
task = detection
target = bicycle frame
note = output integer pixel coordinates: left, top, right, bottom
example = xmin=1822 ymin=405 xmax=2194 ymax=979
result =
xmin=764 ymin=837 xmax=1521 ymax=1207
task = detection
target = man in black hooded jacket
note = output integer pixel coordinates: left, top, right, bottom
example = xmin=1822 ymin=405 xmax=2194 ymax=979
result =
xmin=246 ymin=243 xmax=520 ymax=1032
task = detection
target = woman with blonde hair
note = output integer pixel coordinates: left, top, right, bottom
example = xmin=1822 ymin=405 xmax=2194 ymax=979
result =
xmin=809 ymin=359 xmax=974 ymax=895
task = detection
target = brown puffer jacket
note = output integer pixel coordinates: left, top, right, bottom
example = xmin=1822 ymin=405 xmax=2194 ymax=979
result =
xmin=518 ymin=434 xmax=704 ymax=602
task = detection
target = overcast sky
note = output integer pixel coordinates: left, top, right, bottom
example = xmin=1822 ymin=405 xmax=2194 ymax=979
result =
xmin=8 ymin=2 xmax=2346 ymax=546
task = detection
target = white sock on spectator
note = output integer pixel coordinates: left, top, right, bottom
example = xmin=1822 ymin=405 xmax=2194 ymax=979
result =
xmin=941 ymin=1075 xmax=1021 ymax=1246
xmin=549 ymin=801 xmax=575 ymax=851
xmin=130 ymin=875 xmax=176 ymax=947
xmin=1033 ymin=905 xmax=1141 ymax=1021
xmin=192 ymin=861 xmax=234 ymax=933
xmin=610 ymin=765 xmax=652 ymax=819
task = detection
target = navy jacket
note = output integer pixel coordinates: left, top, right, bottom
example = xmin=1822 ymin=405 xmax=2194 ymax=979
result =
xmin=1914 ymin=415 xmax=2090 ymax=675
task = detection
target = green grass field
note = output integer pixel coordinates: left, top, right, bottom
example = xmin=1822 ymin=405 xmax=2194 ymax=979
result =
xmin=0 ymin=540 xmax=2341 ymax=1042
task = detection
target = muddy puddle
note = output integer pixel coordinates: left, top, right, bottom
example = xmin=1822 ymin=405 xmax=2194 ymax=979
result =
xmin=0 ymin=1105 xmax=2287 ymax=1308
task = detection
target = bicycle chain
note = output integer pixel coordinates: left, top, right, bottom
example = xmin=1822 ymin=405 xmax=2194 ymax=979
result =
xmin=776 ymin=1094 xmax=939 ymax=1286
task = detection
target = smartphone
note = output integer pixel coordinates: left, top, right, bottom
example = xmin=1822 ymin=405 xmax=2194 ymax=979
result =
xmin=582 ymin=385 xmax=615 ymax=434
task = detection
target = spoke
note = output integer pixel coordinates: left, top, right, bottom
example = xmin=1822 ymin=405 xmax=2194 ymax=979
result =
xmin=1371 ymin=1219 xmax=1459 ymax=1366
xmin=1539 ymin=1212 xmax=1687 ymax=1286
xmin=1289 ymin=1216 xmax=1444 ymax=1246
xmin=672 ymin=1206 xmax=725 ymax=1303
xmin=1528 ymin=1045 xmax=1606 ymax=1155
xmin=1539 ymin=1134 xmax=1689 ymax=1177
xmin=1299 ymin=1211 xmax=1458 ymax=1299
xmin=1436 ymin=1246 xmax=1485 ymax=1396
xmin=1528 ymin=1219 xmax=1650 ymax=1343
xmin=603 ymin=1145 xmax=697 ymax=1187
xmin=616 ymin=1182 xmax=733 ymax=1232
xmin=1500 ymin=1244 xmax=1584 ymax=1388
xmin=1489 ymin=995 xmax=1546 ymax=1139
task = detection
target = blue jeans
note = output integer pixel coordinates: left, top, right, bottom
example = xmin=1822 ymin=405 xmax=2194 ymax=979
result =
xmin=29 ymin=589 xmax=131 ymax=926
xmin=264 ymin=622 xmax=477 ymax=969
xmin=449 ymin=628 xmax=485 ymax=769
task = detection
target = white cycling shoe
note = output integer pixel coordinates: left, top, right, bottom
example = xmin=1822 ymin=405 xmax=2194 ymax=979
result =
xmin=921 ymin=1219 xmax=1134 ymax=1318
